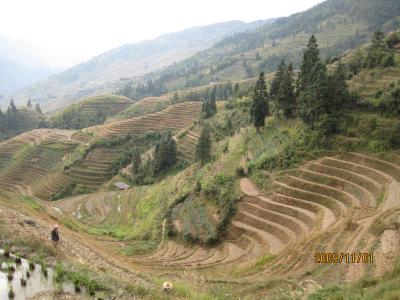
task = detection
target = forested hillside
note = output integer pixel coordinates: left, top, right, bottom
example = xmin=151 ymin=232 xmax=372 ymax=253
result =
xmin=117 ymin=0 xmax=400 ymax=100
xmin=9 ymin=20 xmax=270 ymax=112
xmin=0 ymin=99 xmax=45 ymax=141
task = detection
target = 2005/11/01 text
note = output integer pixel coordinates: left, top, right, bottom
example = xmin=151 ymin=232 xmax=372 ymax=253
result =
xmin=314 ymin=252 xmax=374 ymax=264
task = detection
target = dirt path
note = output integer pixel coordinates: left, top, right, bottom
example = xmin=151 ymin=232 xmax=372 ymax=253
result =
xmin=0 ymin=204 xmax=149 ymax=287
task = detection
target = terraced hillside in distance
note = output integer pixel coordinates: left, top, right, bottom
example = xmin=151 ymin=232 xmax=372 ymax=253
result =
xmin=0 ymin=129 xmax=79 ymax=196
xmin=107 ymin=95 xmax=171 ymax=122
xmin=84 ymin=101 xmax=202 ymax=138
xmin=174 ymin=125 xmax=201 ymax=162
xmin=0 ymin=100 xmax=203 ymax=201
xmin=66 ymin=148 xmax=116 ymax=189
xmin=50 ymin=95 xmax=133 ymax=129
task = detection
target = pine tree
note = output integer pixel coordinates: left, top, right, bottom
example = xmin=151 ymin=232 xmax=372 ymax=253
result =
xmin=210 ymin=86 xmax=217 ymax=113
xmin=154 ymin=132 xmax=177 ymax=172
xmin=364 ymin=31 xmax=387 ymax=68
xmin=227 ymin=82 xmax=233 ymax=99
xmin=282 ymin=63 xmax=296 ymax=117
xmin=0 ymin=109 xmax=5 ymax=132
xmin=270 ymin=59 xmax=296 ymax=117
xmin=270 ymin=59 xmax=286 ymax=100
xmin=234 ymin=83 xmax=239 ymax=96
xmin=195 ymin=126 xmax=212 ymax=165
xmin=296 ymin=35 xmax=329 ymax=128
xmin=296 ymin=35 xmax=321 ymax=96
xmin=172 ymin=92 xmax=179 ymax=104
xmin=6 ymin=100 xmax=18 ymax=129
xmin=130 ymin=148 xmax=142 ymax=173
xmin=250 ymin=72 xmax=269 ymax=131
xmin=35 ymin=103 xmax=42 ymax=114
xmin=9 ymin=99 xmax=17 ymax=113
xmin=327 ymin=63 xmax=350 ymax=112
xmin=201 ymin=87 xmax=217 ymax=119
xmin=27 ymin=99 xmax=32 ymax=108
xmin=6 ymin=107 xmax=13 ymax=129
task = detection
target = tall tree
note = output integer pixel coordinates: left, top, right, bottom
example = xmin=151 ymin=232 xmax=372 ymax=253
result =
xmin=327 ymin=63 xmax=350 ymax=112
xmin=296 ymin=35 xmax=321 ymax=96
xmin=270 ymin=60 xmax=296 ymax=117
xmin=250 ymin=72 xmax=269 ymax=131
xmin=201 ymin=87 xmax=217 ymax=119
xmin=6 ymin=107 xmax=14 ymax=129
xmin=195 ymin=126 xmax=212 ymax=165
xmin=35 ymin=103 xmax=42 ymax=114
xmin=130 ymin=148 xmax=142 ymax=174
xmin=0 ymin=109 xmax=5 ymax=132
xmin=364 ymin=31 xmax=388 ymax=68
xmin=10 ymin=99 xmax=17 ymax=113
xmin=154 ymin=132 xmax=177 ymax=172
xmin=234 ymin=83 xmax=239 ymax=96
xmin=282 ymin=63 xmax=296 ymax=117
xmin=296 ymin=35 xmax=329 ymax=128
xmin=6 ymin=99 xmax=18 ymax=129
xmin=210 ymin=86 xmax=217 ymax=113
xmin=172 ymin=92 xmax=179 ymax=104
xmin=270 ymin=59 xmax=286 ymax=100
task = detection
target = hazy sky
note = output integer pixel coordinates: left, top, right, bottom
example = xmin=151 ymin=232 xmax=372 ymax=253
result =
xmin=0 ymin=0 xmax=325 ymax=68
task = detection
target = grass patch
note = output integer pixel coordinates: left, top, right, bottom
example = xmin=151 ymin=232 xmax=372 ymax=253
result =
xmin=233 ymin=255 xmax=276 ymax=277
xmin=22 ymin=196 xmax=42 ymax=211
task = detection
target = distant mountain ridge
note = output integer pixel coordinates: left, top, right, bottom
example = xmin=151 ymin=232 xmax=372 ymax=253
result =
xmin=0 ymin=35 xmax=58 ymax=97
xmin=0 ymin=57 xmax=58 ymax=98
xmin=8 ymin=20 xmax=271 ymax=112
xmin=130 ymin=0 xmax=400 ymax=93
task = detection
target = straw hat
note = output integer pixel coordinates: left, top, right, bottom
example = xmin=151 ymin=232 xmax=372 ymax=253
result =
xmin=162 ymin=281 xmax=173 ymax=292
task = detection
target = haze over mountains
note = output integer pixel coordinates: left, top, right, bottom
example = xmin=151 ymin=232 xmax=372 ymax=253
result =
xmin=133 ymin=0 xmax=400 ymax=93
xmin=4 ymin=0 xmax=400 ymax=114
xmin=6 ymin=20 xmax=270 ymax=111
xmin=0 ymin=35 xmax=59 ymax=97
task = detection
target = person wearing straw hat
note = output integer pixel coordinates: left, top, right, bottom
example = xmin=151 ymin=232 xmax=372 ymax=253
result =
xmin=51 ymin=224 xmax=60 ymax=243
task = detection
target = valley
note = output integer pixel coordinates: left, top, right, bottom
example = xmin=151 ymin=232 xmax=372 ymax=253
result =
xmin=0 ymin=0 xmax=400 ymax=299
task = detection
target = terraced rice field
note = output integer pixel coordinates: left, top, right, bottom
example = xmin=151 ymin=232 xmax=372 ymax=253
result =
xmin=108 ymin=96 xmax=171 ymax=122
xmin=2 ymin=128 xmax=76 ymax=146
xmin=32 ymin=148 xmax=116 ymax=200
xmin=32 ymin=170 xmax=73 ymax=200
xmin=51 ymin=95 xmax=133 ymax=126
xmin=0 ymin=139 xmax=25 ymax=172
xmin=66 ymin=148 xmax=116 ymax=188
xmin=85 ymin=101 xmax=202 ymax=138
xmin=0 ymin=141 xmax=77 ymax=196
xmin=0 ymin=126 xmax=120 ymax=199
xmin=77 ymin=95 xmax=132 ymax=114
xmin=130 ymin=152 xmax=400 ymax=279
xmin=174 ymin=126 xmax=201 ymax=162
xmin=348 ymin=67 xmax=400 ymax=99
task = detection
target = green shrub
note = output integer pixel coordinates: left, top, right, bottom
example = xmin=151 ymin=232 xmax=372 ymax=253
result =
xmin=368 ymin=140 xmax=390 ymax=152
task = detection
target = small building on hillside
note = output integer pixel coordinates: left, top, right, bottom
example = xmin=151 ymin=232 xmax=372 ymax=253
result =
xmin=114 ymin=181 xmax=130 ymax=190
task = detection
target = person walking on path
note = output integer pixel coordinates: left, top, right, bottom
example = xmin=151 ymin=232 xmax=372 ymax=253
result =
xmin=51 ymin=224 xmax=60 ymax=244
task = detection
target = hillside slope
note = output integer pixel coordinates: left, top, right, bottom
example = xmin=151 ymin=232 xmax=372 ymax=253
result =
xmin=9 ymin=20 xmax=269 ymax=112
xmin=121 ymin=0 xmax=400 ymax=94
xmin=50 ymin=95 xmax=133 ymax=129
xmin=0 ymin=35 xmax=58 ymax=95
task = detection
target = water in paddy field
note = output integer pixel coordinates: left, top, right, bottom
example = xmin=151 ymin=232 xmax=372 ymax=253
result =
xmin=0 ymin=249 xmax=87 ymax=299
